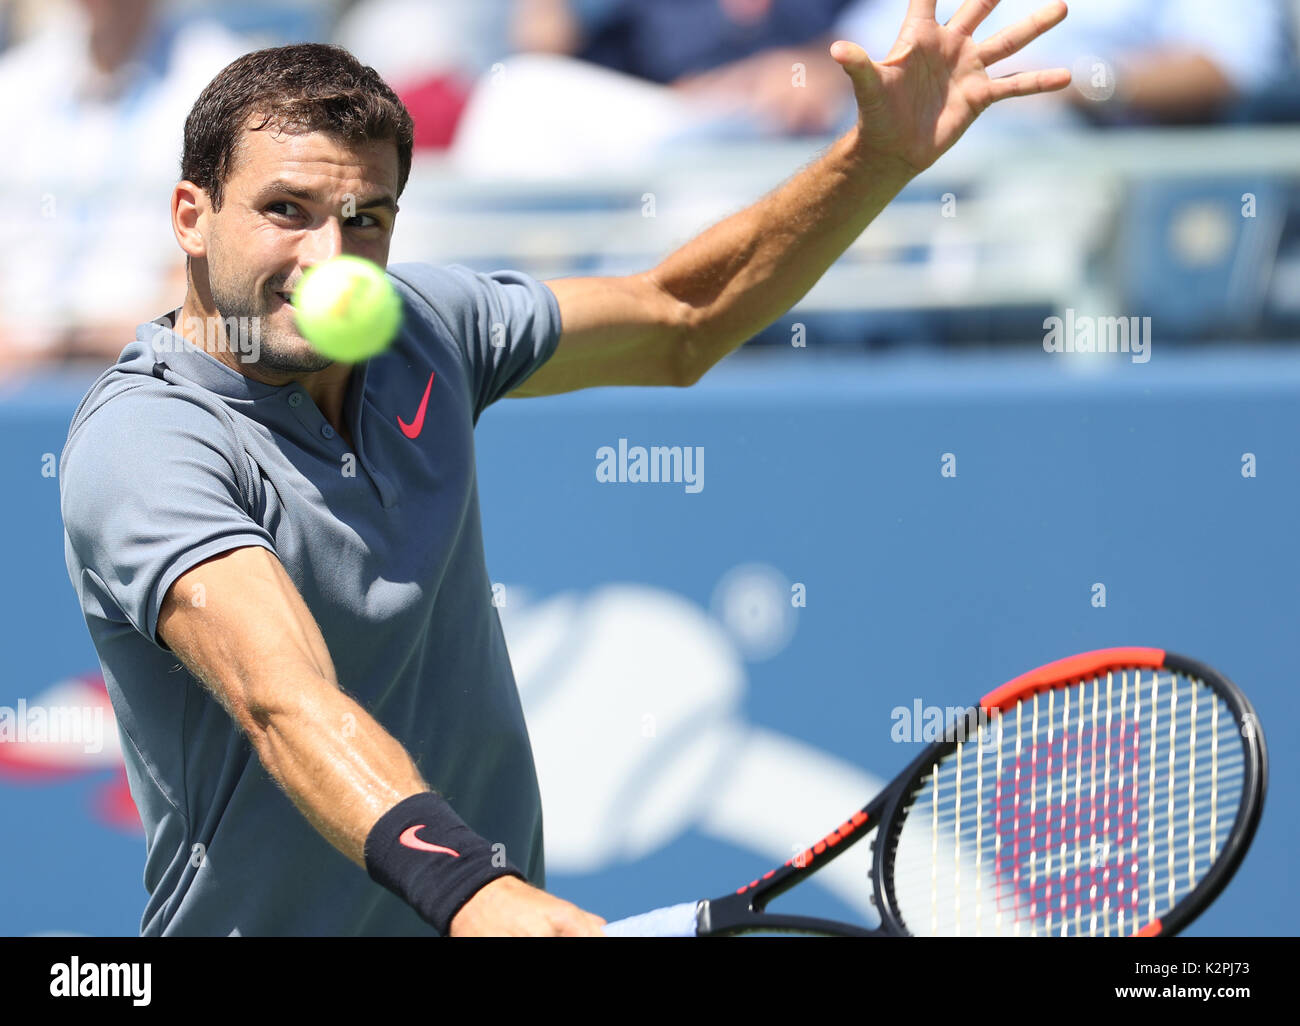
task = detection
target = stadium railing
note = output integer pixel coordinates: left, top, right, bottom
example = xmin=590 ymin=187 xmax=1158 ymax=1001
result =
xmin=390 ymin=125 xmax=1300 ymax=341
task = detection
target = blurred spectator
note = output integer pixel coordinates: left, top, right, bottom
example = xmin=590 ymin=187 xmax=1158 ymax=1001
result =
xmin=333 ymin=0 xmax=511 ymax=149
xmin=513 ymin=0 xmax=858 ymax=135
xmin=477 ymin=0 xmax=1297 ymax=178
xmin=0 ymin=0 xmax=249 ymax=377
xmin=189 ymin=0 xmax=339 ymax=49
xmin=835 ymin=0 xmax=1297 ymax=127
xmin=0 ymin=0 xmax=55 ymax=54
xmin=453 ymin=0 xmax=860 ymax=178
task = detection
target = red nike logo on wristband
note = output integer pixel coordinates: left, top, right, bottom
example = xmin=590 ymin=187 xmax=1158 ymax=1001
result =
xmin=399 ymin=825 xmax=460 ymax=857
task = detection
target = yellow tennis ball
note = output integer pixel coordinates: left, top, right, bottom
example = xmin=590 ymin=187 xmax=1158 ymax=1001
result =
xmin=292 ymin=255 xmax=402 ymax=363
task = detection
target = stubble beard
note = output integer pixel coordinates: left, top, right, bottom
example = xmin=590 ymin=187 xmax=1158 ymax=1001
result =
xmin=208 ymin=276 xmax=334 ymax=376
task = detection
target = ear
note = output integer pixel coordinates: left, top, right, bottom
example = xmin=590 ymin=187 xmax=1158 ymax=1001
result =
xmin=172 ymin=180 xmax=210 ymax=260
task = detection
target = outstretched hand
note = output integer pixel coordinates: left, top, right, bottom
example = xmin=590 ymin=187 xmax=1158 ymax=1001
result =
xmin=833 ymin=0 xmax=1072 ymax=175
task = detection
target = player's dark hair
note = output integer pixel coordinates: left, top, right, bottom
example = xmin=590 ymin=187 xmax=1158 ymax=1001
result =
xmin=181 ymin=43 xmax=414 ymax=212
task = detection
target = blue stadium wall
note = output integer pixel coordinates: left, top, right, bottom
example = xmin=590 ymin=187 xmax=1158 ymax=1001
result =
xmin=2 ymin=346 xmax=1296 ymax=936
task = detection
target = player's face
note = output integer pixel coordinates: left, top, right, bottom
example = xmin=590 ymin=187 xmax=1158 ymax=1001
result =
xmin=204 ymin=124 xmax=400 ymax=375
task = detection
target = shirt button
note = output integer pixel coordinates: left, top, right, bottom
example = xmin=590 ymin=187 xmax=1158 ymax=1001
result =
xmin=288 ymin=392 xmax=303 ymax=408
xmin=321 ymin=424 xmax=336 ymax=439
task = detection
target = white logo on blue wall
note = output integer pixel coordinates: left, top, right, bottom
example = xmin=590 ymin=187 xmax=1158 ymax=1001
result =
xmin=499 ymin=580 xmax=881 ymax=923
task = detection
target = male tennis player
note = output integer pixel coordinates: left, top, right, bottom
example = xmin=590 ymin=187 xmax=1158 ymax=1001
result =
xmin=59 ymin=0 xmax=1069 ymax=935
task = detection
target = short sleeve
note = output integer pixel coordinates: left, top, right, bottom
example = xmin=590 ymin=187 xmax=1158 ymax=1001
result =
xmin=388 ymin=263 xmax=563 ymax=424
xmin=60 ymin=387 xmax=278 ymax=647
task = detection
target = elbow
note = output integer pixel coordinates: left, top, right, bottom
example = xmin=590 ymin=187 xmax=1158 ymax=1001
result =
xmin=673 ymin=347 xmax=706 ymax=388
xmin=241 ymin=689 xmax=320 ymax=774
xmin=644 ymin=269 xmax=709 ymax=388
xmin=239 ymin=677 xmax=312 ymax=742
xmin=666 ymin=297 xmax=710 ymax=388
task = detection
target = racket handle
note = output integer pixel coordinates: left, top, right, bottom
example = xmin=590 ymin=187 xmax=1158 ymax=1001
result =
xmin=603 ymin=901 xmax=701 ymax=937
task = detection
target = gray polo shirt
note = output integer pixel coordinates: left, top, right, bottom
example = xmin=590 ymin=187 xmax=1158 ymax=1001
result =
xmin=59 ymin=263 xmax=562 ymax=936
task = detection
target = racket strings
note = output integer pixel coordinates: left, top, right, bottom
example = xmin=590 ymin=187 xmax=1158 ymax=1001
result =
xmin=887 ymin=669 xmax=1245 ymax=936
xmin=900 ymin=763 xmax=1246 ymax=835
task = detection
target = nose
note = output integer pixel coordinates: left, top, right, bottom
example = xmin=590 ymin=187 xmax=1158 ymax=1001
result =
xmin=299 ymin=218 xmax=346 ymax=268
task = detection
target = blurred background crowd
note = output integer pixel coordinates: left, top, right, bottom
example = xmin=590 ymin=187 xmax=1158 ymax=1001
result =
xmin=0 ymin=0 xmax=1297 ymax=377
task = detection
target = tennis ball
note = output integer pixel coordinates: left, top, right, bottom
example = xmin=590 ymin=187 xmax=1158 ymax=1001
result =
xmin=291 ymin=255 xmax=402 ymax=363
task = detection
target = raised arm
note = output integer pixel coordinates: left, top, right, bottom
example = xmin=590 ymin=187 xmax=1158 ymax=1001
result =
xmin=512 ymin=0 xmax=1071 ymax=398
xmin=157 ymin=544 xmax=604 ymax=936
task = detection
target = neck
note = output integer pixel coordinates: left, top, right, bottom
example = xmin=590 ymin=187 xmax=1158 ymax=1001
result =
xmin=174 ymin=287 xmax=355 ymax=444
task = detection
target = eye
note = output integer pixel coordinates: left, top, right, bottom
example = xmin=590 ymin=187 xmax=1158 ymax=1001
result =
xmin=264 ymin=202 xmax=386 ymax=229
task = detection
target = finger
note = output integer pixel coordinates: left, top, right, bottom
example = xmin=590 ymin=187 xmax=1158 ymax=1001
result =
xmin=978 ymin=1 xmax=1068 ymax=66
xmin=947 ymin=0 xmax=1001 ymax=37
xmin=829 ymin=39 xmax=887 ymax=104
xmin=906 ymin=0 xmax=938 ymax=18
xmin=548 ymin=903 xmax=605 ymax=936
xmin=986 ymin=66 xmax=1072 ymax=103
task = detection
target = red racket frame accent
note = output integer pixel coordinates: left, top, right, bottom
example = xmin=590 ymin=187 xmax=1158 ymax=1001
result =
xmin=736 ymin=810 xmax=870 ymax=895
xmin=980 ymin=647 xmax=1166 ymax=713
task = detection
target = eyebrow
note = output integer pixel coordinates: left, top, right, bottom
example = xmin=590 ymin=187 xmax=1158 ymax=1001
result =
xmin=255 ymin=179 xmax=398 ymax=215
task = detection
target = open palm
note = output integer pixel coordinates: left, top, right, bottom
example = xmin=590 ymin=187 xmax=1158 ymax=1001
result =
xmin=834 ymin=0 xmax=1072 ymax=175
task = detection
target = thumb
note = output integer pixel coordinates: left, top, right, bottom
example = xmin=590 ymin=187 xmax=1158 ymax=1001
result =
xmin=830 ymin=39 xmax=886 ymax=107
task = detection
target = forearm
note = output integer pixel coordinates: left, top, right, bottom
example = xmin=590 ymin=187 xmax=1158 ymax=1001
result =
xmin=250 ymin=682 xmax=430 ymax=869
xmin=652 ymin=125 xmax=914 ymax=379
xmin=160 ymin=548 xmax=432 ymax=873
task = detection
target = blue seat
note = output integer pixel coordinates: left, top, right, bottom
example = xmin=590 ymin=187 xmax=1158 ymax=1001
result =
xmin=1117 ymin=179 xmax=1290 ymax=339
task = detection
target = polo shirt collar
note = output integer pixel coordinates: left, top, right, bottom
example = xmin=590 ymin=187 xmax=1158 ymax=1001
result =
xmin=132 ymin=309 xmax=369 ymax=409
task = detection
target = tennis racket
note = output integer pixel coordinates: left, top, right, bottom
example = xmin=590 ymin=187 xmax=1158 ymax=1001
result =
xmin=604 ymin=648 xmax=1267 ymax=937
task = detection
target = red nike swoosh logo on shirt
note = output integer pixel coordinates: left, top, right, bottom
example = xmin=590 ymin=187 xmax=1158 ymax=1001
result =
xmin=398 ymin=825 xmax=460 ymax=857
xmin=397 ymin=370 xmax=436 ymax=439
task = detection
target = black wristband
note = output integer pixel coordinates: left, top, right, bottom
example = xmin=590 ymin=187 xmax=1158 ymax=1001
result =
xmin=363 ymin=792 xmax=526 ymax=935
